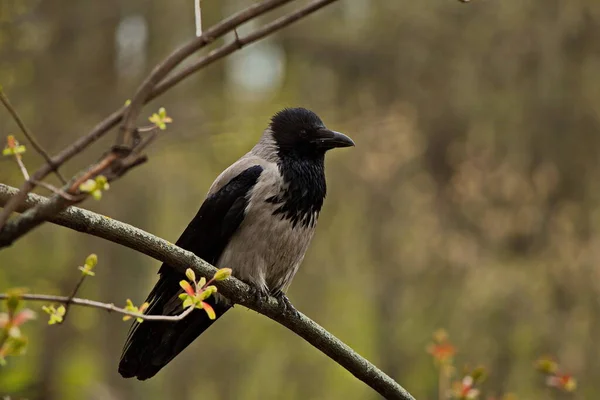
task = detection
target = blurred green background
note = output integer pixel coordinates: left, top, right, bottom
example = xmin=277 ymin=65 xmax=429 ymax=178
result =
xmin=1 ymin=0 xmax=600 ymax=399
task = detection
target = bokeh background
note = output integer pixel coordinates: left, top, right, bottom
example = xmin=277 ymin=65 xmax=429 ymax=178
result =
xmin=1 ymin=0 xmax=600 ymax=399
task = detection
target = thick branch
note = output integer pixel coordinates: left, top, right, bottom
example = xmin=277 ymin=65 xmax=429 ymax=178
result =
xmin=0 ymin=293 xmax=195 ymax=322
xmin=0 ymin=183 xmax=414 ymax=400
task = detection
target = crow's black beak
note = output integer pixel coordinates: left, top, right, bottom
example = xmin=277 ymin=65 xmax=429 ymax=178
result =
xmin=312 ymin=129 xmax=355 ymax=149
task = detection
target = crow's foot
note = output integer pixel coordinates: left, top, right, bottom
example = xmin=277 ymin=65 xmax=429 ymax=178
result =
xmin=272 ymin=290 xmax=299 ymax=318
xmin=246 ymin=284 xmax=269 ymax=304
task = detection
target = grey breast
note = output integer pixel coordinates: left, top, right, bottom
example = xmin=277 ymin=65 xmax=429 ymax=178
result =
xmin=210 ymin=152 xmax=316 ymax=294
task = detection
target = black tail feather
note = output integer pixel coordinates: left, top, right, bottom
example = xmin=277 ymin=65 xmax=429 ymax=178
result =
xmin=118 ymin=296 xmax=230 ymax=380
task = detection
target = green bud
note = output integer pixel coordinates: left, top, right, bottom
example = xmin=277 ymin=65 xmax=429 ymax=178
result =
xmin=213 ymin=268 xmax=232 ymax=281
xmin=199 ymin=285 xmax=217 ymax=300
xmin=85 ymin=254 xmax=98 ymax=268
xmin=198 ymin=277 xmax=206 ymax=289
xmin=185 ymin=268 xmax=196 ymax=283
xmin=79 ymin=179 xmax=97 ymax=193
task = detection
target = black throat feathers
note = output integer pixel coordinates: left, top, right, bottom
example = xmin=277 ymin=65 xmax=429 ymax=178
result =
xmin=266 ymin=154 xmax=326 ymax=229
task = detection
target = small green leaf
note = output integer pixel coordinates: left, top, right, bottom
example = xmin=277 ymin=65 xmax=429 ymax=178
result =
xmin=213 ymin=268 xmax=232 ymax=281
xmin=148 ymin=107 xmax=173 ymax=130
xmin=95 ymin=175 xmax=109 ymax=190
xmin=185 ymin=268 xmax=196 ymax=283
xmin=182 ymin=298 xmax=194 ymax=308
xmin=199 ymin=285 xmax=217 ymax=300
xmin=122 ymin=300 xmax=147 ymax=323
xmin=79 ymin=253 xmax=98 ymax=276
xmin=79 ymin=179 xmax=97 ymax=193
xmin=198 ymin=277 xmax=206 ymax=289
xmin=85 ymin=254 xmax=98 ymax=268
xmin=80 ymin=177 xmax=108 ymax=200
xmin=42 ymin=304 xmax=65 ymax=325
xmin=3 ymin=135 xmax=26 ymax=157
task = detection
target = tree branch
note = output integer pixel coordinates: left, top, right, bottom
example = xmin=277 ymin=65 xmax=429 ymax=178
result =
xmin=0 ymin=0 xmax=339 ymax=242
xmin=0 ymin=183 xmax=415 ymax=400
xmin=7 ymin=151 xmax=76 ymax=201
xmin=152 ymin=0 xmax=339 ymax=99
xmin=0 ymin=87 xmax=66 ymax=184
xmin=0 ymin=293 xmax=195 ymax=322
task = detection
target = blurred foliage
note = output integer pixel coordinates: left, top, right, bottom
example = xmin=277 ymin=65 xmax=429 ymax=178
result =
xmin=1 ymin=0 xmax=600 ymax=399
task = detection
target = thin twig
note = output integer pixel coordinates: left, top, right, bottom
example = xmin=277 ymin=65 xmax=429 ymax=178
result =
xmin=0 ymin=0 xmax=339 ymax=240
xmin=30 ymin=180 xmax=78 ymax=201
xmin=11 ymin=153 xmax=76 ymax=201
xmin=195 ymin=0 xmax=202 ymax=37
xmin=136 ymin=125 xmax=159 ymax=133
xmin=60 ymin=273 xmax=88 ymax=323
xmin=0 ymin=88 xmax=66 ymax=184
xmin=0 ymin=184 xmax=415 ymax=400
xmin=14 ymin=155 xmax=29 ymax=181
xmin=0 ymin=292 xmax=196 ymax=322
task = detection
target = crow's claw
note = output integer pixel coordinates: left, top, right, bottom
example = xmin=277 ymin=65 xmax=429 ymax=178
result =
xmin=272 ymin=290 xmax=299 ymax=318
xmin=247 ymin=285 xmax=269 ymax=303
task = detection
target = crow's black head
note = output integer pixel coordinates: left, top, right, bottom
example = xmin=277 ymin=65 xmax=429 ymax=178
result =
xmin=269 ymin=108 xmax=354 ymax=158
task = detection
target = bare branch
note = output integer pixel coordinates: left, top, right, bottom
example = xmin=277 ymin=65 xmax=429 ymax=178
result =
xmin=13 ymin=154 xmax=30 ymax=182
xmin=30 ymin=180 xmax=78 ymax=201
xmin=0 ymin=183 xmax=415 ymax=400
xmin=9 ymin=152 xmax=76 ymax=201
xmin=0 ymin=88 xmax=66 ymax=184
xmin=153 ymin=0 xmax=339 ymax=99
xmin=0 ymin=293 xmax=195 ymax=322
xmin=0 ymin=0 xmax=338 ymax=238
xmin=61 ymin=273 xmax=89 ymax=323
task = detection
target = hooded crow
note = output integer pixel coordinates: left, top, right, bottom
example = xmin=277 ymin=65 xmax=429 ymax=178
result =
xmin=118 ymin=107 xmax=354 ymax=380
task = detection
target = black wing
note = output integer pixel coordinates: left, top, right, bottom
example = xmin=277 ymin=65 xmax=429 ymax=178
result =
xmin=119 ymin=165 xmax=263 ymax=380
